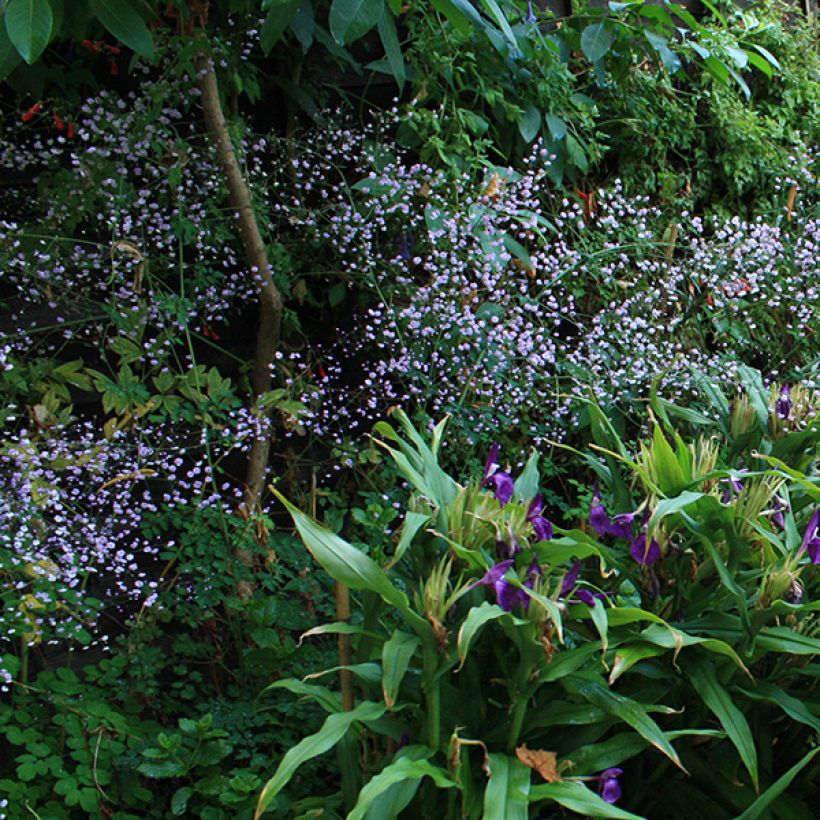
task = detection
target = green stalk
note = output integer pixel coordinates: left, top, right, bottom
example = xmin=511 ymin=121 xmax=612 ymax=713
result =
xmin=505 ymin=692 xmax=529 ymax=753
xmin=422 ymin=644 xmax=442 ymax=751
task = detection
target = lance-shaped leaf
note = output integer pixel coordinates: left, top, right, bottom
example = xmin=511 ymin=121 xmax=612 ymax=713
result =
xmin=255 ymin=700 xmax=386 ymax=817
xmin=5 ymin=0 xmax=52 ymax=64
xmin=608 ymin=644 xmax=665 ymax=684
xmin=735 ymin=747 xmax=820 ymax=820
xmin=349 ymin=753 xmax=455 ymax=820
xmin=382 ymin=631 xmax=420 ymax=709
xmin=272 ymin=489 xmax=426 ymax=632
xmin=89 ymin=0 xmax=154 ymax=59
xmin=483 ymin=753 xmax=531 ymax=820
xmin=755 ymin=625 xmax=820 ymax=655
xmin=687 ymin=658 xmax=758 ymax=791
xmin=513 ymin=448 xmax=540 ymax=503
xmin=736 ymin=682 xmax=820 ymax=733
xmin=529 ymin=781 xmax=644 ymax=819
xmin=457 ymin=602 xmax=513 ymax=670
xmin=572 ymin=678 xmax=686 ymax=772
xmin=386 ymin=511 xmax=429 ymax=569
xmin=329 ymin=0 xmax=384 ymax=45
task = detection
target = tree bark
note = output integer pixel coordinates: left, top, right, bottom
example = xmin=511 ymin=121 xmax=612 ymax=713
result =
xmin=194 ymin=45 xmax=283 ymax=520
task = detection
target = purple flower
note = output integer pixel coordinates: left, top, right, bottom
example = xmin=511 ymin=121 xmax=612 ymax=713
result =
xmin=598 ymin=768 xmax=623 ymax=804
xmin=473 ymin=560 xmax=528 ymax=612
xmin=800 ymin=509 xmax=820 ymax=564
xmin=775 ymin=384 xmax=792 ymax=420
xmin=576 ymin=589 xmax=597 ymax=606
xmin=629 ymin=531 xmax=661 ymax=566
xmin=483 ymin=444 xmax=514 ymax=506
xmin=526 ymin=1 xmax=537 ymax=23
xmin=608 ymin=511 xmax=638 ymax=541
xmin=771 ymin=496 xmax=787 ymax=531
xmin=589 ymin=483 xmax=612 ymax=538
xmin=527 ymin=495 xmax=553 ymax=541
xmin=559 ymin=560 xmax=582 ymax=598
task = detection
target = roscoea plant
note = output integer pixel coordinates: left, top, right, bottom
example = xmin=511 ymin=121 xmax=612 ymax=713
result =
xmin=256 ymin=404 xmax=819 ymax=818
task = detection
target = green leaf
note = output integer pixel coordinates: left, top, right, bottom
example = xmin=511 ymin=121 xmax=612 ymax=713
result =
xmin=0 ymin=16 xmax=23 ymax=77
xmin=644 ymin=29 xmax=681 ymax=73
xmin=289 ymin=0 xmax=315 ymax=50
xmin=88 ymin=0 xmax=153 ymax=58
xmin=264 ymin=678 xmax=343 ymax=714
xmin=387 ymin=511 xmax=429 ymax=569
xmin=377 ymin=9 xmax=404 ymax=90
xmin=529 ymin=781 xmax=644 ymax=818
xmin=573 ymin=678 xmax=686 ymax=771
xmin=255 ymin=701 xmax=386 ymax=817
xmin=517 ymin=105 xmax=541 ymax=144
xmin=580 ymin=23 xmax=613 ymax=63
xmin=329 ymin=0 xmax=384 ymax=46
xmin=273 ymin=489 xmax=421 ymax=628
xmin=735 ymin=748 xmax=820 ymax=820
xmin=349 ymin=754 xmax=455 ymax=819
xmin=736 ymin=682 xmax=820 ymax=733
xmin=687 ymin=658 xmax=757 ymax=790
xmin=513 ymin=449 xmax=540 ymax=503
xmin=608 ymin=644 xmax=665 ymax=684
xmin=457 ymin=602 xmax=510 ymax=669
xmin=4 ymin=0 xmax=53 ymax=64
xmin=261 ymin=0 xmax=300 ymax=53
xmin=381 ymin=631 xmax=419 ymax=709
xmin=565 ymin=133 xmax=588 ymax=173
xmin=755 ymin=626 xmax=820 ymax=656
xmin=545 ymin=113 xmax=567 ymax=141
xmin=483 ymin=754 xmax=530 ymax=820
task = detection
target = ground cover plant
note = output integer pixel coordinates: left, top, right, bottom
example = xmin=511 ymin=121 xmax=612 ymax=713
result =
xmin=0 ymin=0 xmax=817 ymax=817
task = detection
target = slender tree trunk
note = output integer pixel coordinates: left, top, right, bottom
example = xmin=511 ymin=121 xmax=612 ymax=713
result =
xmin=194 ymin=43 xmax=283 ymax=520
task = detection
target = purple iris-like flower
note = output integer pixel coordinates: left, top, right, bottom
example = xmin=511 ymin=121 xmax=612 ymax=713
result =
xmin=526 ymin=0 xmax=537 ymax=23
xmin=559 ymin=560 xmax=582 ymax=598
xmin=590 ymin=483 xmax=612 ymax=538
xmin=608 ymin=511 xmax=638 ymax=540
xmin=483 ymin=444 xmax=515 ymax=506
xmin=576 ymin=589 xmax=598 ymax=606
xmin=474 ymin=559 xmax=528 ymax=612
xmin=776 ymin=384 xmax=792 ymax=420
xmin=598 ymin=768 xmax=623 ymax=804
xmin=771 ymin=496 xmax=787 ymax=530
xmin=629 ymin=531 xmax=662 ymax=566
xmin=800 ymin=509 xmax=820 ymax=564
xmin=527 ymin=495 xmax=553 ymax=541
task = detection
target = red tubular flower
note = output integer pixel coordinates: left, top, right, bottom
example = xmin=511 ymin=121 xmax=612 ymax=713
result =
xmin=53 ymin=112 xmax=64 ymax=131
xmin=109 ymin=60 xmax=119 ymax=76
xmin=66 ymin=122 xmax=76 ymax=139
xmin=21 ymin=101 xmax=43 ymax=122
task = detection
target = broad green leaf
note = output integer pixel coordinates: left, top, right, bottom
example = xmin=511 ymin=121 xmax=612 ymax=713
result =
xmin=4 ymin=0 xmax=52 ymax=64
xmin=299 ymin=622 xmax=383 ymax=644
xmin=650 ymin=424 xmax=687 ymax=495
xmin=755 ymin=626 xmax=820 ymax=656
xmin=565 ymin=732 xmax=647 ymax=773
xmin=0 ymin=14 xmax=24 ymax=77
xmin=521 ymin=585 xmax=564 ymax=643
xmin=329 ymin=0 xmax=384 ymax=46
xmin=264 ymin=679 xmax=342 ymax=714
xmin=639 ymin=623 xmax=748 ymax=673
xmin=528 ymin=702 xmax=607 ymax=730
xmin=289 ymin=0 xmax=315 ymax=51
xmin=260 ymin=0 xmax=300 ymax=52
xmin=644 ymin=28 xmax=681 ymax=73
xmin=736 ymin=682 xmax=820 ymax=733
xmin=305 ymin=662 xmax=382 ymax=686
xmin=580 ymin=22 xmax=613 ymax=63
xmin=273 ymin=489 xmax=417 ymax=620
xmin=457 ymin=602 xmax=510 ymax=670
xmin=386 ymin=511 xmax=430 ymax=569
xmin=589 ymin=597 xmax=609 ymax=662
xmin=517 ymin=104 xmax=541 ymax=144
xmin=750 ymin=43 xmax=780 ymax=71
xmin=430 ymin=0 xmax=473 ymax=33
xmin=361 ymin=746 xmax=431 ymax=819
xmin=545 ymin=113 xmax=567 ymax=141
xmin=255 ymin=701 xmax=386 ymax=817
xmin=483 ymin=754 xmax=530 ymax=820
xmin=350 ymin=754 xmax=455 ymax=819
xmin=609 ymin=644 xmax=665 ymax=684
xmin=735 ymin=748 xmax=820 ymax=820
xmin=513 ymin=449 xmax=540 ymax=503
xmin=687 ymin=658 xmax=757 ymax=790
xmin=480 ymin=0 xmax=517 ymax=48
xmin=606 ymin=607 xmax=667 ymax=628
xmin=541 ymin=643 xmax=600 ymax=682
xmin=377 ymin=9 xmax=404 ymax=90
xmin=529 ymin=781 xmax=644 ymax=818
xmin=382 ymin=631 xmax=420 ymax=708
xmin=89 ymin=0 xmax=154 ymax=59
xmin=573 ymin=679 xmax=686 ymax=771
xmin=503 ymin=234 xmax=535 ymax=276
